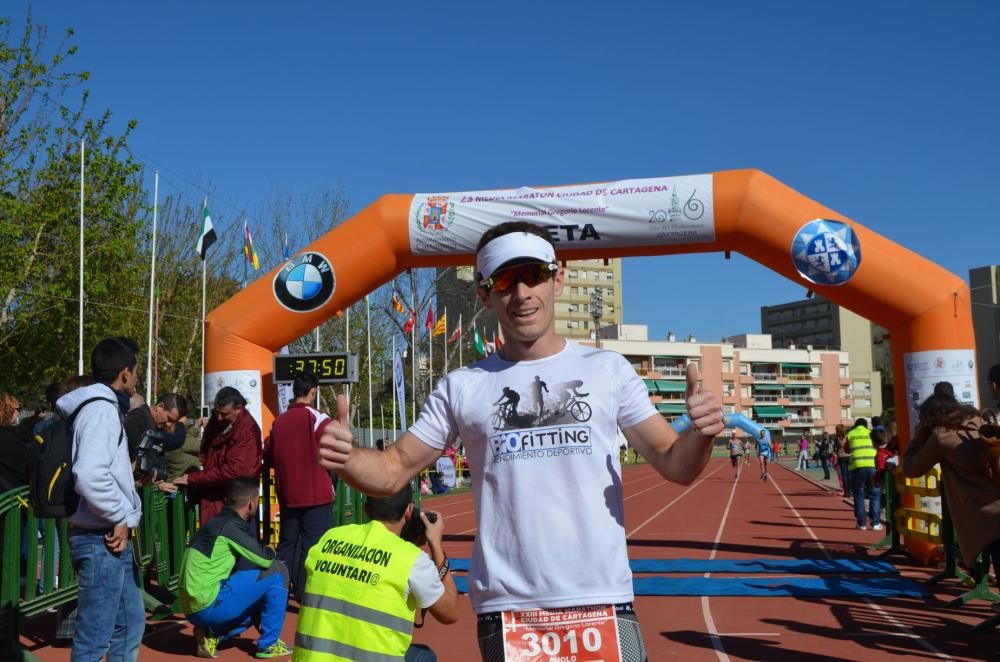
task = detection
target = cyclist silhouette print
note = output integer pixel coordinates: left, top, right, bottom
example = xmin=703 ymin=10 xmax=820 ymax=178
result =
xmin=490 ymin=378 xmax=593 ymax=430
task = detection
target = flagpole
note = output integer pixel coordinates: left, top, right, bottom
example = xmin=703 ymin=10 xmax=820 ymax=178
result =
xmin=458 ymin=313 xmax=463 ymax=367
xmin=145 ymin=171 xmax=159 ymax=402
xmin=443 ymin=307 xmax=448 ymax=375
xmin=410 ymin=276 xmax=416 ymax=425
xmin=345 ymin=306 xmax=350 ymax=415
xmin=391 ymin=336 xmax=397 ymax=440
xmin=428 ymin=316 xmax=433 ymax=395
xmin=153 ymin=287 xmax=160 ymax=397
xmin=314 ymin=325 xmax=321 ymax=410
xmin=78 ymin=138 xmax=85 ymax=375
xmin=200 ymin=196 xmax=208 ymax=418
xmin=366 ymin=294 xmax=373 ymax=448
xmin=242 ymin=219 xmax=248 ymax=289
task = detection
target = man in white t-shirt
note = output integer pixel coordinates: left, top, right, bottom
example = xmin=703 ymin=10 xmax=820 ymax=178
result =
xmin=320 ymin=221 xmax=724 ymax=661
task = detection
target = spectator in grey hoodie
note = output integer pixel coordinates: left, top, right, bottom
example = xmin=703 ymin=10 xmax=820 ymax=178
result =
xmin=58 ymin=336 xmax=145 ymax=662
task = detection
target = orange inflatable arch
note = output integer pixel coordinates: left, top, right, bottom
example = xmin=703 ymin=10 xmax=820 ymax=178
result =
xmin=206 ymin=168 xmax=977 ymax=560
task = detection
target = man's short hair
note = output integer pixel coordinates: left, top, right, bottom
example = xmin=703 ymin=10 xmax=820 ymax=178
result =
xmin=476 ymin=221 xmax=556 ymax=253
xmin=226 ymin=476 xmax=259 ymax=507
xmin=157 ymin=393 xmax=188 ymax=418
xmin=293 ymin=372 xmax=319 ymax=398
xmin=91 ymin=337 xmax=139 ymax=385
xmin=214 ymin=386 xmax=247 ymax=409
xmin=364 ymin=484 xmax=413 ymax=522
xmin=989 ymin=364 xmax=1000 ymax=386
xmin=45 ymin=382 xmax=62 ymax=409
xmin=853 ymin=418 xmax=868 ymax=429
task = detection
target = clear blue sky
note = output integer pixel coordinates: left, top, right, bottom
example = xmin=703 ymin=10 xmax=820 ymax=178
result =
xmin=10 ymin=1 xmax=999 ymax=341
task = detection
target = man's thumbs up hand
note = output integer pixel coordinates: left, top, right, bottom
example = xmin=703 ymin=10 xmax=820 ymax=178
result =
xmin=319 ymin=393 xmax=354 ymax=471
xmin=685 ymin=363 xmax=724 ymax=438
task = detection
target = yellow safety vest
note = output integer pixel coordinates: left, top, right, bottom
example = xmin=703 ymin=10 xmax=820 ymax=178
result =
xmin=847 ymin=426 xmax=876 ymax=471
xmin=294 ymin=520 xmax=422 ymax=662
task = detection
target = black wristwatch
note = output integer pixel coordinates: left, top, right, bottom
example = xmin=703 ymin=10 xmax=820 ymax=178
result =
xmin=437 ymin=555 xmax=450 ymax=580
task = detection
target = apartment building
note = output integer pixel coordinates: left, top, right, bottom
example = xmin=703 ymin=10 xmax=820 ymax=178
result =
xmin=555 ymin=258 xmax=624 ymax=339
xmin=760 ymin=296 xmax=884 ymax=421
xmin=590 ymin=325 xmax=857 ymax=439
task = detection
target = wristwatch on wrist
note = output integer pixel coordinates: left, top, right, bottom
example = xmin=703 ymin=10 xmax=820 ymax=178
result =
xmin=437 ymin=555 xmax=450 ymax=580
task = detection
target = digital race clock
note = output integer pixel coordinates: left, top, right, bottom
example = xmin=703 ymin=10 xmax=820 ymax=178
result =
xmin=273 ymin=353 xmax=360 ymax=384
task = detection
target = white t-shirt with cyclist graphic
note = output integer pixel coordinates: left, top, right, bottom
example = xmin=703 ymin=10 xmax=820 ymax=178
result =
xmin=409 ymin=340 xmax=657 ymax=613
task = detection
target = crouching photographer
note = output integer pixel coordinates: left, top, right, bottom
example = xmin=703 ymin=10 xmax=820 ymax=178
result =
xmin=124 ymin=393 xmax=187 ymax=489
xmin=295 ymin=484 xmax=458 ymax=661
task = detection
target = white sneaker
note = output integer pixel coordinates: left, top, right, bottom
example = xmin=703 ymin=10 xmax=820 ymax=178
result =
xmin=856 ymin=525 xmax=867 ymax=530
xmin=872 ymin=523 xmax=884 ymax=531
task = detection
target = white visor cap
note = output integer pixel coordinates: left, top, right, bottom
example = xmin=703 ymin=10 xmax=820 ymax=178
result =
xmin=475 ymin=232 xmax=557 ymax=286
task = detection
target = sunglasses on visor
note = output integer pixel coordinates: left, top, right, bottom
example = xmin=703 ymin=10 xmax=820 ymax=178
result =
xmin=483 ymin=263 xmax=558 ymax=292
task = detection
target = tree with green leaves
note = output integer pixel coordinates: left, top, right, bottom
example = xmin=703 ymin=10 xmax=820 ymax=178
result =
xmin=0 ymin=15 xmax=147 ymax=402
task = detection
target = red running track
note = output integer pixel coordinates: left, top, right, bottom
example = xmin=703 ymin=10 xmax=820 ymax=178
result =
xmin=20 ymin=459 xmax=999 ymax=660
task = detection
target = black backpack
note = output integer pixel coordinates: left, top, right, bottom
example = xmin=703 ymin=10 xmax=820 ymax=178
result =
xmin=29 ymin=397 xmax=122 ymax=518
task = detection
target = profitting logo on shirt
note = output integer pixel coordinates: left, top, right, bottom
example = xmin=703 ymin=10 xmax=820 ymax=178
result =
xmin=488 ymin=424 xmax=593 ymax=463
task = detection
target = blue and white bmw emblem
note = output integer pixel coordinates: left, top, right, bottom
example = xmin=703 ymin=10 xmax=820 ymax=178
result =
xmin=273 ymin=252 xmax=336 ymax=312
xmin=791 ymin=219 xmax=861 ymax=286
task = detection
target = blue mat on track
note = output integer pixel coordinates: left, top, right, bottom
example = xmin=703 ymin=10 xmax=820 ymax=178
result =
xmin=451 ymin=576 xmax=927 ymax=598
xmin=448 ymin=557 xmax=898 ymax=575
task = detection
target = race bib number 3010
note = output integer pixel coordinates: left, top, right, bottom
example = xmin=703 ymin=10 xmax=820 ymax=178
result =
xmin=501 ymin=605 xmax=621 ymax=662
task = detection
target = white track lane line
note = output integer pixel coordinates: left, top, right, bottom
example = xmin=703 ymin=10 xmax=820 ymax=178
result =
xmin=768 ymin=467 xmax=952 ymax=661
xmin=624 ymin=474 xmax=681 ymax=502
xmin=626 ymin=462 xmax=725 ymax=539
xmin=700 ymin=456 xmax=746 ymax=661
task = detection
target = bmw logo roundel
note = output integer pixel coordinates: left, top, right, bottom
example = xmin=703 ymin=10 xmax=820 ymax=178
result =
xmin=791 ymin=219 xmax=861 ymax=286
xmin=273 ymin=252 xmax=336 ymax=313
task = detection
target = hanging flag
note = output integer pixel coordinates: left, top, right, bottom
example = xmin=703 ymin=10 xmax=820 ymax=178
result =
xmin=447 ymin=317 xmax=462 ymax=344
xmin=282 ymin=232 xmax=290 ymax=261
xmin=484 ymin=334 xmax=495 ymax=355
xmin=196 ymin=204 xmax=217 ymax=259
xmin=391 ymin=291 xmax=406 ymax=315
xmin=432 ymin=313 xmax=447 ymax=337
xmin=243 ymin=220 xmax=261 ymax=270
xmin=403 ymin=310 xmax=415 ymax=334
xmin=473 ymin=327 xmax=487 ymax=356
xmin=495 ymin=333 xmax=504 ymax=350
xmin=425 ymin=305 xmax=434 ymax=332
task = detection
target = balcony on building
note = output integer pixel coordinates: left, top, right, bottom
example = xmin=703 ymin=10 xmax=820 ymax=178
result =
xmin=651 ymin=355 xmax=689 ymax=379
xmin=751 ymin=363 xmax=780 ymax=381
xmin=785 ymin=386 xmax=812 ymax=404
xmin=781 ymin=363 xmax=814 ymax=382
xmin=752 ymin=405 xmax=787 ymax=432
xmin=752 ymin=384 xmax=783 ymax=403
xmin=655 ymin=402 xmax=687 ymax=422
xmin=644 ymin=378 xmax=687 ymax=402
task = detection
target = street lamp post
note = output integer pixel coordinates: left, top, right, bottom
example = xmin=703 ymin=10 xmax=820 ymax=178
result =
xmin=590 ymin=287 xmax=604 ymax=348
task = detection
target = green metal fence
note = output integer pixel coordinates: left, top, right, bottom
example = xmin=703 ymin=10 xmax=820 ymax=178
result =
xmin=4 ymin=472 xmax=427 ymax=656
xmin=1 ymin=486 xmax=77 ymax=660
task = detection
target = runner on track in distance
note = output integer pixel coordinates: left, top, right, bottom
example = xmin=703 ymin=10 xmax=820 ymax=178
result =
xmin=757 ymin=428 xmax=772 ymax=482
xmin=728 ymin=437 xmax=743 ymax=478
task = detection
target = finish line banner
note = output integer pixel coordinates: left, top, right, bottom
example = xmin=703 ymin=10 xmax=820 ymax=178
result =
xmin=408 ymin=174 xmax=714 ymax=256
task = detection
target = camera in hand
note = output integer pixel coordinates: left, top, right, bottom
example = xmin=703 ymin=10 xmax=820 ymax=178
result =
xmin=400 ymin=509 xmax=437 ymax=546
xmin=134 ymin=428 xmax=169 ymax=481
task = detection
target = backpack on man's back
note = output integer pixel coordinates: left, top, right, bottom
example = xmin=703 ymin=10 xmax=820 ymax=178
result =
xmin=28 ymin=396 xmax=120 ymax=518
